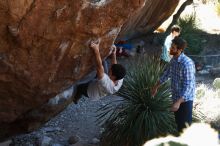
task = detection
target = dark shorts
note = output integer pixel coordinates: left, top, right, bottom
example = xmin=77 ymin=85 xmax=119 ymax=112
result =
xmin=76 ymin=82 xmax=89 ymax=97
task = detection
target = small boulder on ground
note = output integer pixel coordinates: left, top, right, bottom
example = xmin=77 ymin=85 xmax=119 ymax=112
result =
xmin=68 ymin=135 xmax=80 ymax=145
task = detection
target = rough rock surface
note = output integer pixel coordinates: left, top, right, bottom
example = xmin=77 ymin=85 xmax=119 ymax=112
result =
xmin=118 ymin=0 xmax=180 ymax=39
xmin=0 ymin=0 xmax=179 ymax=140
xmin=0 ymin=0 xmax=146 ymax=140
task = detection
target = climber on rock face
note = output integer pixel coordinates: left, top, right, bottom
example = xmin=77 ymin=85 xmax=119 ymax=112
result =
xmin=72 ymin=40 xmax=126 ymax=104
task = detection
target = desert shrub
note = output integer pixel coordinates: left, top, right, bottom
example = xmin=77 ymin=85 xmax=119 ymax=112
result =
xmin=194 ymin=84 xmax=220 ymax=126
xmin=199 ymin=0 xmax=218 ymax=4
xmin=217 ymin=90 xmax=220 ymax=98
xmin=216 ymin=2 xmax=220 ymax=16
xmin=177 ymin=14 xmax=204 ymax=55
xmin=195 ymin=84 xmax=206 ymax=99
xmin=213 ymin=78 xmax=220 ymax=89
xmin=97 ymin=56 xmax=177 ymax=146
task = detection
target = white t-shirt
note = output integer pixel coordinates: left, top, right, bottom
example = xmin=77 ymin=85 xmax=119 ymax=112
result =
xmin=161 ymin=34 xmax=174 ymax=62
xmin=164 ymin=34 xmax=173 ymax=51
xmin=87 ymin=73 xmax=123 ymax=100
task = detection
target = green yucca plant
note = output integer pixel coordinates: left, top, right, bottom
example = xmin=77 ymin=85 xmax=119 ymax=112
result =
xmin=97 ymin=56 xmax=177 ymax=146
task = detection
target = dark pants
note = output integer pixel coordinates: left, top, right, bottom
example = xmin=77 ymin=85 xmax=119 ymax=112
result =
xmin=174 ymin=100 xmax=193 ymax=132
xmin=73 ymin=82 xmax=89 ymax=103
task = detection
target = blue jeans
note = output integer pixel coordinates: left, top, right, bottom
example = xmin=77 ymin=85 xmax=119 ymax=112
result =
xmin=174 ymin=100 xmax=193 ymax=132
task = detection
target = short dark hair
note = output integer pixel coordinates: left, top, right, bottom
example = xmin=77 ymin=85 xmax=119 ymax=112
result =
xmin=171 ymin=25 xmax=181 ymax=33
xmin=111 ymin=64 xmax=126 ymax=80
xmin=172 ymin=36 xmax=187 ymax=51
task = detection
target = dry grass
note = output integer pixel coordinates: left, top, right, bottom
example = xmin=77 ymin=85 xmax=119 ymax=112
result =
xmin=194 ymin=84 xmax=220 ymax=126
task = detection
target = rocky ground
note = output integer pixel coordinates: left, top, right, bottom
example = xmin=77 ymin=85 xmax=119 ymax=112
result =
xmin=11 ymin=95 xmax=123 ymax=146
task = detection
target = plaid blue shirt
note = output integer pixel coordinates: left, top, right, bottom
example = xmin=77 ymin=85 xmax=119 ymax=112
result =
xmin=160 ymin=53 xmax=196 ymax=102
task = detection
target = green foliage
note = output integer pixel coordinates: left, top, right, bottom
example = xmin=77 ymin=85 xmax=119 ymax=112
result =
xmin=97 ymin=56 xmax=177 ymax=146
xmin=213 ymin=78 xmax=220 ymax=89
xmin=216 ymin=2 xmax=220 ymax=16
xmin=200 ymin=0 xmax=218 ymax=4
xmin=177 ymin=14 xmax=204 ymax=55
xmin=157 ymin=141 xmax=188 ymax=146
xmin=217 ymin=90 xmax=220 ymax=98
xmin=196 ymin=88 xmax=206 ymax=99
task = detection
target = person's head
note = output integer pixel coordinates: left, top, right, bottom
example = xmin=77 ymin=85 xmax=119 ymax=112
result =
xmin=109 ymin=64 xmax=126 ymax=81
xmin=170 ymin=36 xmax=187 ymax=57
xmin=171 ymin=25 xmax=181 ymax=37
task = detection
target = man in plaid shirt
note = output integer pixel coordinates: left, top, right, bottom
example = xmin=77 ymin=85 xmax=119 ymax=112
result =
xmin=152 ymin=37 xmax=195 ymax=132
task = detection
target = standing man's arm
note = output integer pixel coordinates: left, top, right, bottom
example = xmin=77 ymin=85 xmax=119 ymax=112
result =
xmin=151 ymin=65 xmax=171 ymax=96
xmin=89 ymin=41 xmax=104 ymax=80
xmin=160 ymin=64 xmax=171 ymax=83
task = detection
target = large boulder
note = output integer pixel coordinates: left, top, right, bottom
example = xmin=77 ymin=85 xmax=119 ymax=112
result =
xmin=118 ymin=0 xmax=179 ymax=39
xmin=0 ymin=0 xmax=179 ymax=140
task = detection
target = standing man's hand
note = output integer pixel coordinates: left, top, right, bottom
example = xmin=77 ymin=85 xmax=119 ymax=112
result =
xmin=151 ymin=81 xmax=160 ymax=96
xmin=171 ymin=97 xmax=184 ymax=112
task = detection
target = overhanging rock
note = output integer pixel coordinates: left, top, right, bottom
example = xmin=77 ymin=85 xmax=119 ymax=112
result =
xmin=0 ymin=0 xmax=179 ymax=140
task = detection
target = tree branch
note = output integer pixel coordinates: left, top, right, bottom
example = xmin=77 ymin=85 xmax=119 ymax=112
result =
xmin=166 ymin=0 xmax=193 ymax=34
